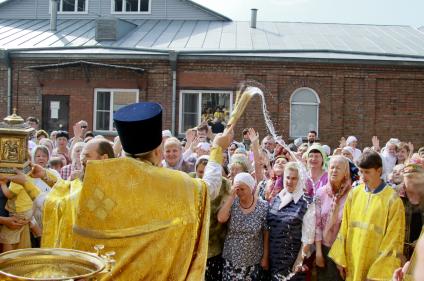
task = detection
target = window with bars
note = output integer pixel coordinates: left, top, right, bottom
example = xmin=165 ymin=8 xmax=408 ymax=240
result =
xmin=94 ymin=89 xmax=139 ymax=132
xmin=290 ymin=87 xmax=320 ymax=138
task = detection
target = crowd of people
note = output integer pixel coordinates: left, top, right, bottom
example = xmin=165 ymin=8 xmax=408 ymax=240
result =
xmin=0 ymin=113 xmax=424 ymax=281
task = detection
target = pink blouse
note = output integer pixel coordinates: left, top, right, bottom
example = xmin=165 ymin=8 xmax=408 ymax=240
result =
xmin=306 ymin=172 xmax=328 ymax=196
xmin=315 ymin=184 xmax=350 ymax=247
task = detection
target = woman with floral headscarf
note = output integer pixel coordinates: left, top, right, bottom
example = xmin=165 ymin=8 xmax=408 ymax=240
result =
xmin=267 ymin=162 xmax=316 ymax=281
xmin=315 ymin=156 xmax=352 ymax=281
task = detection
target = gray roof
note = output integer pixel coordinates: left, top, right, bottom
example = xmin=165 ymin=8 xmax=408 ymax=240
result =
xmin=2 ymin=19 xmax=424 ymax=62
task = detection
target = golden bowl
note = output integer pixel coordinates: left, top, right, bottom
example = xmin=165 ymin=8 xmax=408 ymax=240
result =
xmin=0 ymin=248 xmax=107 ymax=281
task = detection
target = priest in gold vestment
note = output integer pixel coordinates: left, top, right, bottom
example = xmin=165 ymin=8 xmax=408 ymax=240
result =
xmin=42 ymin=102 xmax=233 ymax=281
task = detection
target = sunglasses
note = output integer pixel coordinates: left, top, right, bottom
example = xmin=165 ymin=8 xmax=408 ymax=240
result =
xmin=81 ymin=125 xmax=88 ymax=129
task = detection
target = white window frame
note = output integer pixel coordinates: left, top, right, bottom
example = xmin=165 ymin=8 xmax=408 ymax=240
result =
xmin=93 ymin=88 xmax=140 ymax=133
xmin=49 ymin=0 xmax=89 ymax=14
xmin=111 ymin=0 xmax=152 ymax=14
xmin=289 ymin=87 xmax=320 ymax=139
xmin=178 ymin=90 xmax=233 ymax=135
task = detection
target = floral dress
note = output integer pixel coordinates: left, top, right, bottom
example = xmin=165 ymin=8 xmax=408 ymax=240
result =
xmin=222 ymin=198 xmax=269 ymax=281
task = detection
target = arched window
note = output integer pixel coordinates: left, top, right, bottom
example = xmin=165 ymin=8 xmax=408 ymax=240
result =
xmin=290 ymin=88 xmax=320 ymax=138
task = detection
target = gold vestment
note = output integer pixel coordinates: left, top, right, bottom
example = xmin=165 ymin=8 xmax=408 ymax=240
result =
xmin=72 ymin=157 xmax=211 ymax=280
xmin=329 ymin=184 xmax=405 ymax=281
xmin=41 ymin=179 xmax=82 ymax=248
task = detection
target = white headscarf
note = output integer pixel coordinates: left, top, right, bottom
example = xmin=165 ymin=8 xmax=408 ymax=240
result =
xmin=278 ymin=162 xmax=305 ymax=210
xmin=195 ymin=155 xmax=209 ymax=172
xmin=342 ymin=146 xmax=354 ymax=155
xmin=346 ymin=136 xmax=358 ymax=146
xmin=234 ymin=172 xmax=256 ymax=191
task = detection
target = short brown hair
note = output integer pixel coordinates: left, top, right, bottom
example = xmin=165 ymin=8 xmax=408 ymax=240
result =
xmin=36 ymin=130 xmax=49 ymax=139
xmin=49 ymin=157 xmax=64 ymax=168
xmin=358 ymin=151 xmax=382 ymax=170
xmin=97 ymin=140 xmax=115 ymax=159
xmin=26 ymin=116 xmax=39 ymax=124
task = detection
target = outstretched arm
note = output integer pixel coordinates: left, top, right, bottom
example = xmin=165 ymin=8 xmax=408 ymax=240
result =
xmin=202 ymin=125 xmax=234 ymax=200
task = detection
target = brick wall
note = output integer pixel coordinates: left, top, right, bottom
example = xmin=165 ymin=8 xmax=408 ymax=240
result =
xmin=177 ymin=59 xmax=424 ymax=149
xmin=3 ymin=57 xmax=424 ymax=150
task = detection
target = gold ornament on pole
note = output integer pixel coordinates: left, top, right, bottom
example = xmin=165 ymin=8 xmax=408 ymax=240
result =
xmin=0 ymin=109 xmax=34 ymax=176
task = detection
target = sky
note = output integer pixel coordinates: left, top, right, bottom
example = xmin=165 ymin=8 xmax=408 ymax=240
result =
xmin=194 ymin=0 xmax=424 ymax=28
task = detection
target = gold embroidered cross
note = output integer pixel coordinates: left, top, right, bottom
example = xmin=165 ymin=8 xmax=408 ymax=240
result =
xmin=86 ymin=188 xmax=116 ymax=220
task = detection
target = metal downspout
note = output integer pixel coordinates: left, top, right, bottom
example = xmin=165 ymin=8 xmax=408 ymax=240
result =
xmin=169 ymin=51 xmax=178 ymax=135
xmin=5 ymin=51 xmax=12 ymax=115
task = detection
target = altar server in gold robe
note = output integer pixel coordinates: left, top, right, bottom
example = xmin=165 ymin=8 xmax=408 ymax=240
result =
xmin=329 ymin=150 xmax=405 ymax=281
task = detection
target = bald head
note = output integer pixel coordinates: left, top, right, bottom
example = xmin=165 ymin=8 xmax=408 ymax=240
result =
xmin=80 ymin=139 xmax=115 ymax=170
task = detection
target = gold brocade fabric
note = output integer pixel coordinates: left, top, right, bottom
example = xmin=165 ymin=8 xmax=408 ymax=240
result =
xmin=72 ymin=157 xmax=211 ymax=281
xmin=41 ymin=179 xmax=82 ymax=248
xmin=328 ymin=184 xmax=405 ymax=281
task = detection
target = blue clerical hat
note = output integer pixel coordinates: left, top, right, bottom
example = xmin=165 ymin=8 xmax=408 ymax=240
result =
xmin=114 ymin=102 xmax=162 ymax=155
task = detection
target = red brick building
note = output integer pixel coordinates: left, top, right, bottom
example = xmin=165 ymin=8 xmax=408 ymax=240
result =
xmin=0 ymin=0 xmax=424 ymax=149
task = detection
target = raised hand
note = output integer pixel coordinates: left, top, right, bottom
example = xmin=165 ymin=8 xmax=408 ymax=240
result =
xmin=407 ymin=142 xmax=414 ymax=154
xmin=213 ymin=123 xmax=235 ymax=150
xmin=372 ymin=136 xmax=380 ymax=149
xmin=73 ymin=122 xmax=84 ymax=139
xmin=185 ymin=129 xmax=196 ymax=143
xmin=247 ymin=128 xmax=259 ymax=145
xmin=339 ymin=137 xmax=346 ymax=148
xmin=190 ymin=137 xmax=200 ymax=149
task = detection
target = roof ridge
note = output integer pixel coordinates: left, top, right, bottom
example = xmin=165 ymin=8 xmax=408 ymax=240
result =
xmin=234 ymin=20 xmax=411 ymax=28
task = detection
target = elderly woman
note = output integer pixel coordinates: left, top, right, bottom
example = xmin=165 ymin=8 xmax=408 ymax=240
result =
xmin=267 ymin=162 xmax=315 ymax=281
xmin=228 ymin=153 xmax=252 ymax=182
xmin=341 ymin=146 xmax=354 ymax=161
xmin=381 ymin=138 xmax=400 ymax=181
xmin=315 ymin=156 xmax=352 ymax=281
xmin=218 ymin=172 xmax=269 ymax=281
xmin=161 ymin=137 xmax=194 ymax=173
xmin=346 ymin=136 xmax=362 ymax=162
xmin=39 ymin=138 xmax=54 ymax=156
xmin=31 ymin=145 xmax=61 ymax=245
xmin=306 ymin=144 xmax=328 ymax=196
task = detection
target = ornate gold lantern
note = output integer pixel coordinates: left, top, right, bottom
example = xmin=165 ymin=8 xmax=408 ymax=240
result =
xmin=0 ymin=109 xmax=34 ymax=176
